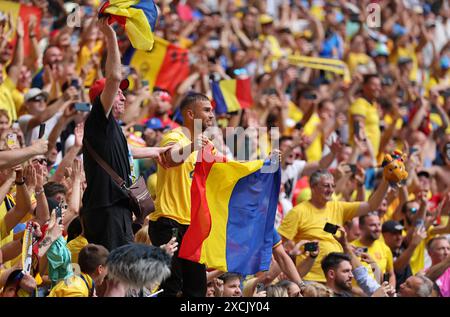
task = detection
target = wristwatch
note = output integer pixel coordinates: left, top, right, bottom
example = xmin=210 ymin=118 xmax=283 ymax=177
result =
xmin=15 ymin=178 xmax=25 ymax=185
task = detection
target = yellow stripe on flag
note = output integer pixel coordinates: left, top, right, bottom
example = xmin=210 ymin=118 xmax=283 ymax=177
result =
xmin=103 ymin=2 xmax=156 ymax=51
xmin=219 ymin=80 xmax=241 ymax=113
xmin=200 ymin=160 xmax=264 ymax=271
xmin=130 ymin=37 xmax=168 ymax=92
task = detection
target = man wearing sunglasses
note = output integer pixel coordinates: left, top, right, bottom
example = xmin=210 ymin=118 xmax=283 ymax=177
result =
xmin=18 ymin=87 xmax=75 ymax=146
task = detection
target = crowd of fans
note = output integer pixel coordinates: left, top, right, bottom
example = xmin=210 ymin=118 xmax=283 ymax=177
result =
xmin=0 ymin=0 xmax=450 ymax=298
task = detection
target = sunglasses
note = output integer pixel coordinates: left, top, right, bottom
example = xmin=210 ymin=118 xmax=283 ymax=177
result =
xmin=29 ymin=96 xmax=45 ymax=102
xmin=32 ymin=158 xmax=48 ymax=165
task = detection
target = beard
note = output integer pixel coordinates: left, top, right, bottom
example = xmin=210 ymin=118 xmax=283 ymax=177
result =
xmin=336 ymin=278 xmax=352 ymax=292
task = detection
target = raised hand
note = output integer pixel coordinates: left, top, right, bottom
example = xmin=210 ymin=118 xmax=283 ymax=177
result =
xmin=74 ymin=122 xmax=84 ymax=148
xmin=160 ymin=237 xmax=178 ymax=257
xmin=30 ymin=139 xmax=49 ymax=155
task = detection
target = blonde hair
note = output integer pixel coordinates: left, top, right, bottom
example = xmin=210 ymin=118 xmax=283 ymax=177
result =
xmin=302 ymin=282 xmax=334 ymax=297
xmin=134 ymin=225 xmax=152 ymax=245
xmin=265 ymin=285 xmax=289 ymax=297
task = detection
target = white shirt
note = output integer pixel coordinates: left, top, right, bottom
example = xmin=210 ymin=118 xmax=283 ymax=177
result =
xmin=281 ymin=160 xmax=306 ymax=202
xmin=18 ymin=112 xmax=62 ymax=146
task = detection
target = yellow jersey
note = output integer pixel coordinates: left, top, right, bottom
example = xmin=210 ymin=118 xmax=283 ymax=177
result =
xmin=352 ymin=239 xmax=394 ymax=277
xmin=349 ymin=97 xmax=381 ymax=156
xmin=67 ymin=235 xmax=89 ymax=265
xmin=278 ymin=200 xmax=360 ymax=282
xmin=150 ymin=128 xmax=197 ymax=225
xmin=48 ymin=272 xmax=94 ymax=297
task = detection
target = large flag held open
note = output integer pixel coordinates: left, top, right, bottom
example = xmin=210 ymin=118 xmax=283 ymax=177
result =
xmin=178 ymin=146 xmax=281 ymax=276
xmin=99 ymin=0 xmax=158 ymax=51
xmin=126 ymin=36 xmax=190 ymax=95
xmin=211 ymin=78 xmax=253 ymax=114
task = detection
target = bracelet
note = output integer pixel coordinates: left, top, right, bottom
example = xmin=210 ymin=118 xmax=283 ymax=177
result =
xmin=309 ymin=253 xmax=318 ymax=259
xmin=35 ymin=188 xmax=44 ymax=196
xmin=297 ymin=281 xmax=306 ymax=290
xmin=15 ymin=178 xmax=25 ymax=185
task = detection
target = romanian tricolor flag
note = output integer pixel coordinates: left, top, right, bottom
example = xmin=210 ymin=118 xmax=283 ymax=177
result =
xmin=126 ymin=36 xmax=190 ymax=95
xmin=0 ymin=1 xmax=42 ymax=57
xmin=99 ymin=0 xmax=158 ymax=51
xmin=179 ymin=146 xmax=281 ymax=275
xmin=211 ymin=78 xmax=253 ymax=114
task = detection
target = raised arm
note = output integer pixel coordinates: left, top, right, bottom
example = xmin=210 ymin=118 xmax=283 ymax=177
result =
xmin=356 ymin=179 xmax=389 ymax=217
xmin=0 ymin=139 xmax=48 ymax=169
xmin=97 ymin=18 xmax=122 ymax=117
xmin=7 ymin=17 xmax=24 ymax=86
xmin=50 ymin=123 xmax=83 ymax=183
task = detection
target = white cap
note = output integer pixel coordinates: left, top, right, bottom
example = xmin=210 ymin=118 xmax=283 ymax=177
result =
xmin=24 ymin=88 xmax=49 ymax=102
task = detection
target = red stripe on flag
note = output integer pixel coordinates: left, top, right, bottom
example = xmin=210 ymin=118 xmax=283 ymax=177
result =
xmin=154 ymin=43 xmax=190 ymax=95
xmin=178 ymin=146 xmax=215 ymax=262
xmin=235 ymin=78 xmax=253 ymax=109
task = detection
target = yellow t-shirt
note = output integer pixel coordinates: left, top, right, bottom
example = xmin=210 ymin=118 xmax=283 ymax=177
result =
xmin=67 ymin=235 xmax=89 ymax=265
xmin=347 ymin=52 xmax=372 ymax=75
xmin=277 ymin=200 xmax=361 ymax=282
xmin=303 ymin=114 xmax=322 ymax=163
xmin=349 ymin=97 xmax=381 ymax=156
xmin=409 ymin=226 xmax=435 ymax=275
xmin=352 ymin=239 xmax=394 ymax=277
xmin=0 ymin=77 xmax=18 ymax=124
xmin=48 ymin=272 xmax=93 ymax=297
xmin=150 ymin=128 xmax=196 ymax=225
xmin=76 ymin=42 xmax=103 ymax=87
xmin=390 ymin=44 xmax=418 ymax=82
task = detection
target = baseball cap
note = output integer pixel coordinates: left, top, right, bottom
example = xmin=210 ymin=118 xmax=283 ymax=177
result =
xmin=259 ymin=14 xmax=274 ymax=25
xmin=24 ymin=88 xmax=49 ymax=102
xmin=89 ymin=78 xmax=130 ymax=103
xmin=382 ymin=220 xmax=404 ymax=233
xmin=145 ymin=117 xmax=164 ymax=130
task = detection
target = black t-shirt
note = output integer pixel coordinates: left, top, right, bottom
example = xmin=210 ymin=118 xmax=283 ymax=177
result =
xmin=82 ymin=96 xmax=131 ymax=210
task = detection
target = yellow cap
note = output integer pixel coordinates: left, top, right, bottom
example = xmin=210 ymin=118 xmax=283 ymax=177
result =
xmin=259 ymin=14 xmax=274 ymax=25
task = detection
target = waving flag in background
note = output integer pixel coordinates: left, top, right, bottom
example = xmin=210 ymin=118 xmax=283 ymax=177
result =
xmin=211 ymin=78 xmax=253 ymax=114
xmin=179 ymin=145 xmax=281 ymax=276
xmin=99 ymin=0 xmax=158 ymax=51
xmin=0 ymin=1 xmax=42 ymax=57
xmin=126 ymin=37 xmax=190 ymax=95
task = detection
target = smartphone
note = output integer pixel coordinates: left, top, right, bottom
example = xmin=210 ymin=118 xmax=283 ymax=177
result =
xmin=171 ymin=227 xmax=179 ymax=239
xmin=355 ymin=247 xmax=368 ymax=254
xmin=38 ymin=123 xmax=46 ymax=139
xmin=348 ymin=164 xmax=357 ymax=175
xmin=256 ymin=283 xmax=265 ymax=293
xmin=6 ymin=133 xmax=17 ymax=147
xmin=353 ymin=121 xmax=360 ymax=140
xmin=304 ymin=242 xmax=318 ymax=252
xmin=323 ymin=222 xmax=339 ymax=234
xmin=74 ymin=102 xmax=91 ymax=112
xmin=70 ymin=79 xmax=79 ymax=89
xmin=141 ymin=80 xmax=149 ymax=87
xmin=133 ymin=124 xmax=145 ymax=133
xmin=383 ymin=272 xmax=390 ymax=283
xmin=55 ymin=205 xmax=63 ymax=225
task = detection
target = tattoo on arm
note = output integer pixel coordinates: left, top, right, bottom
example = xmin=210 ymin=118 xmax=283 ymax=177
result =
xmin=38 ymin=237 xmax=52 ymax=250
